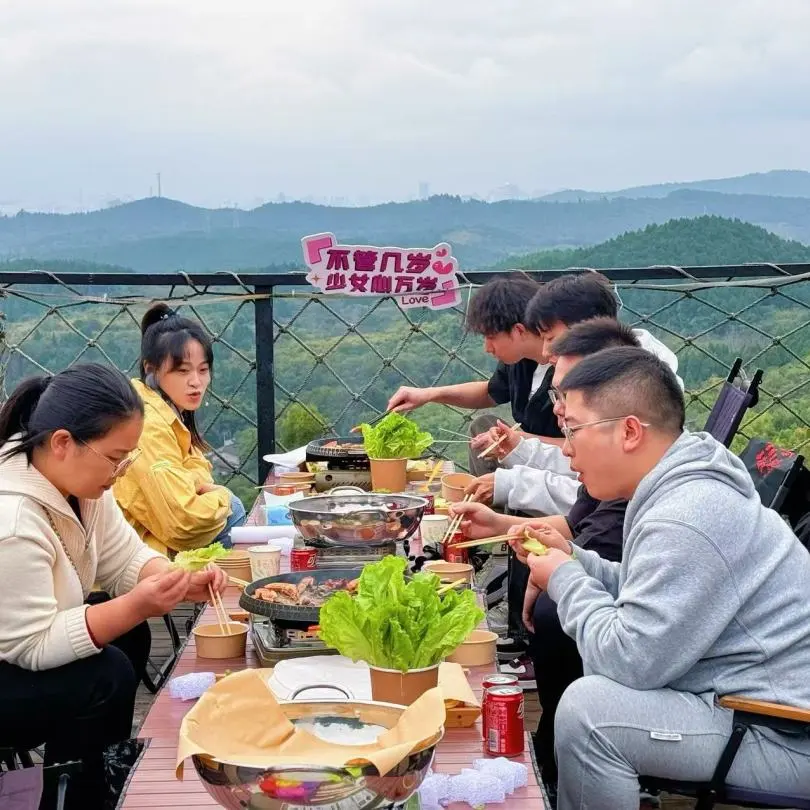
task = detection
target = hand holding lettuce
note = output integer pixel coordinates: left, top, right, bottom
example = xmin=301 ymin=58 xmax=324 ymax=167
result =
xmin=173 ymin=542 xmax=229 ymax=572
xmin=318 ymin=556 xmax=484 ymax=671
xmin=360 ymin=413 xmax=433 ymax=460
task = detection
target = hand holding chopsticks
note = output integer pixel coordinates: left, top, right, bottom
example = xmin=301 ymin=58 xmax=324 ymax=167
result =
xmin=206 ymin=563 xmax=230 ymax=635
xmin=477 ymin=422 xmax=521 ymax=459
xmin=440 ymin=493 xmax=478 ymax=547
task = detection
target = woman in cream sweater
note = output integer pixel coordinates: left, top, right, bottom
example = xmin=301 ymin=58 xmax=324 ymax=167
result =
xmin=0 ymin=363 xmax=226 ymax=808
xmin=114 ymin=303 xmax=246 ymax=555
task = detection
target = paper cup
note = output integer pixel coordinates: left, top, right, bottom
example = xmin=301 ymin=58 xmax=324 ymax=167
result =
xmin=248 ymin=544 xmax=281 ymax=580
xmin=420 ymin=514 xmax=450 ymax=545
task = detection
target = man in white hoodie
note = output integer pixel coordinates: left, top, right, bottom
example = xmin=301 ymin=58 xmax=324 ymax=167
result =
xmin=472 ymin=272 xmax=683 ymax=516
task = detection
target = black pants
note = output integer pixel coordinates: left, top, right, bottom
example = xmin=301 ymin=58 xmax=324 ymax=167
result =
xmin=528 ymin=592 xmax=583 ymax=786
xmin=0 ymin=597 xmax=151 ymax=808
xmin=507 ymin=553 xmax=531 ymax=644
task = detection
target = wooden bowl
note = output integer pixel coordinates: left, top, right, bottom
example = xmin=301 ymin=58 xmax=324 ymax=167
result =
xmin=193 ymin=622 xmax=248 ymax=659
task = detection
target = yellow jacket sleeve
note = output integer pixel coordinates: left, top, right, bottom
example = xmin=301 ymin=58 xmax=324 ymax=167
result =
xmin=116 ymin=412 xmax=231 ymax=551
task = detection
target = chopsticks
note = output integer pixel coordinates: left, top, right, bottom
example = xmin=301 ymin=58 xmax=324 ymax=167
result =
xmin=350 ymin=410 xmax=391 ymax=433
xmin=436 ymin=577 xmax=467 ymax=595
xmin=477 ymin=422 xmax=521 ymax=459
xmin=437 ymin=427 xmax=471 ymax=439
xmin=440 ymin=493 xmax=477 ymax=547
xmin=206 ymin=563 xmax=229 ymax=635
xmin=421 ymin=459 xmax=444 ymax=491
xmin=451 ymin=534 xmax=515 ymax=549
xmin=227 ymin=576 xmax=250 ymax=588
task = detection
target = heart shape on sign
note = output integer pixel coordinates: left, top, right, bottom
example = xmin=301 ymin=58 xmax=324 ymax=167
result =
xmin=434 ymin=247 xmax=448 ymax=258
xmin=432 ymin=260 xmax=454 ymax=275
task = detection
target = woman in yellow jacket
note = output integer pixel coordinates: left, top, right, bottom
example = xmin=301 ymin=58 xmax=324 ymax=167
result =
xmin=114 ymin=304 xmax=246 ymax=555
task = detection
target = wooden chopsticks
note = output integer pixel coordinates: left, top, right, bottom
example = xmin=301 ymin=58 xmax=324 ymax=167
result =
xmin=477 ymin=422 xmax=521 ymax=459
xmin=451 ymin=526 xmax=534 ymax=550
xmin=227 ymin=576 xmax=250 ymax=589
xmin=350 ymin=410 xmax=391 ymax=433
xmin=440 ymin=493 xmax=477 ymax=547
xmin=436 ymin=577 xmax=468 ymax=595
xmin=207 ymin=563 xmax=230 ymax=635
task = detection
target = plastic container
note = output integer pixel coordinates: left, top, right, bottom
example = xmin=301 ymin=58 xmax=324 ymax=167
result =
xmin=420 ymin=514 xmax=450 ymax=545
xmin=446 ymin=630 xmax=498 ymax=667
xmin=193 ymin=622 xmax=248 ymax=659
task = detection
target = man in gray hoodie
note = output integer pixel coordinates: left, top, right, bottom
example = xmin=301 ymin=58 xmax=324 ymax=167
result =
xmin=514 ymin=346 xmax=810 ymax=808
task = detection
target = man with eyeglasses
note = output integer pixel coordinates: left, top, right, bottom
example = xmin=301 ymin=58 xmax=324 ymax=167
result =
xmin=451 ymin=318 xmax=638 ymax=802
xmin=510 ymin=347 xmax=810 ymax=808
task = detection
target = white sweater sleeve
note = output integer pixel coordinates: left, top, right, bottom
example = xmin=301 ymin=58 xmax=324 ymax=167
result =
xmin=0 ymin=509 xmax=99 ymax=671
xmin=95 ymin=491 xmax=165 ymax=597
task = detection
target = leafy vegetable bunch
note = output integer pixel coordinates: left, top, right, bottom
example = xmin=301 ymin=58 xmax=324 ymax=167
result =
xmin=173 ymin=542 xmax=229 ymax=572
xmin=318 ymin=556 xmax=484 ymax=672
xmin=360 ymin=412 xmax=433 ymax=460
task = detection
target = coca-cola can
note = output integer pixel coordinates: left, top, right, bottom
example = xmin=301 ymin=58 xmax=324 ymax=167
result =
xmin=290 ymin=547 xmax=318 ymax=571
xmin=481 ymin=674 xmax=519 ymax=739
xmin=483 ymin=686 xmax=525 ymax=757
xmin=422 ymin=493 xmax=435 ymax=515
xmin=444 ymin=531 xmax=469 ymax=564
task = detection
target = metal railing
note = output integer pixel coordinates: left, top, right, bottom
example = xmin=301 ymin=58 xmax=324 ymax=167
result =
xmin=2 ymin=263 xmax=810 ymax=501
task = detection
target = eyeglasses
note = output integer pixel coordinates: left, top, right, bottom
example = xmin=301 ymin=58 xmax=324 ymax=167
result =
xmin=548 ymin=387 xmax=563 ymax=407
xmin=78 ymin=440 xmax=141 ymax=478
xmin=561 ymin=416 xmax=650 ymax=450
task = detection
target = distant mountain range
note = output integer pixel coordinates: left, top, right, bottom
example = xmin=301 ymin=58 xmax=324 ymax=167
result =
xmin=3 ymin=170 xmax=810 ymax=272
xmin=539 ymin=169 xmax=810 ymax=202
xmin=498 ymin=216 xmax=810 ymax=271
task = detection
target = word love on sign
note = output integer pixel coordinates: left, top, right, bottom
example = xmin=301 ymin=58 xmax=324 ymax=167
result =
xmin=301 ymin=232 xmax=461 ymax=310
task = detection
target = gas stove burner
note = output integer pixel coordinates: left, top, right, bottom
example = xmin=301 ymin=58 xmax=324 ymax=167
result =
xmin=306 ymin=437 xmax=370 ymax=470
xmin=314 ymin=541 xmax=396 ymax=569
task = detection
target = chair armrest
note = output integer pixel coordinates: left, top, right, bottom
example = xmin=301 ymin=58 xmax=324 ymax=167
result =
xmin=719 ymin=695 xmax=810 ymax=723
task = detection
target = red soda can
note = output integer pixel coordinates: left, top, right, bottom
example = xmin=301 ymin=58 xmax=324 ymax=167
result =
xmin=422 ymin=493 xmax=435 ymax=515
xmin=444 ymin=531 xmax=469 ymax=564
xmin=483 ymin=686 xmax=525 ymax=757
xmin=481 ymin=674 xmax=519 ymax=738
xmin=290 ymin=547 xmax=317 ymax=571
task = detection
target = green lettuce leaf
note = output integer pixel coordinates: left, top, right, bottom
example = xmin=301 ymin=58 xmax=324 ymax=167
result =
xmin=360 ymin=412 xmax=434 ymax=459
xmin=173 ymin=542 xmax=229 ymax=572
xmin=318 ymin=556 xmax=484 ymax=672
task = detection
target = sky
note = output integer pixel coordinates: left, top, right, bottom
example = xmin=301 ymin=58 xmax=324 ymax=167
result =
xmin=2 ymin=0 xmax=810 ymax=211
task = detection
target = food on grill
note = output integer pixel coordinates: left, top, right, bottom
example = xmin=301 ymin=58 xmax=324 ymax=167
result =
xmin=322 ymin=440 xmax=366 ymax=452
xmin=253 ymin=577 xmax=359 ymax=607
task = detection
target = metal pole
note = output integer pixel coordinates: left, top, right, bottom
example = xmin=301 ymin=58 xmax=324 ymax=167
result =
xmin=254 ymin=285 xmax=275 ymax=483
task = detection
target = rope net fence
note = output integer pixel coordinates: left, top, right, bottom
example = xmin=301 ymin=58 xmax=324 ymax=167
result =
xmin=1 ymin=267 xmax=810 ymax=500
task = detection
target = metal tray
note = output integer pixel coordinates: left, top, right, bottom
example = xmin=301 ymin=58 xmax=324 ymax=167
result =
xmin=239 ymin=568 xmax=363 ymax=624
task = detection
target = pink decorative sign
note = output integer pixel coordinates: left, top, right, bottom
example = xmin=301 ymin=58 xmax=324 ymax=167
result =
xmin=301 ymin=232 xmax=462 ymax=310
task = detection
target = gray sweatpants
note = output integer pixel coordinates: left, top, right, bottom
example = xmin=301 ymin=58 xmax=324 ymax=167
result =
xmin=555 ymin=675 xmax=810 ymax=810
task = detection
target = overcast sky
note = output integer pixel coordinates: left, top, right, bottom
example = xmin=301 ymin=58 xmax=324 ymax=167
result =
xmin=2 ymin=0 xmax=809 ymax=211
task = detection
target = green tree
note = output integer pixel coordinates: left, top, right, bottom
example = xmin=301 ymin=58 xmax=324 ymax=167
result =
xmin=277 ymin=402 xmax=328 ymax=449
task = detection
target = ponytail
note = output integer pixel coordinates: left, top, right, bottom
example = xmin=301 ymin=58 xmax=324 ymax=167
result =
xmin=0 ymin=364 xmax=143 ymax=461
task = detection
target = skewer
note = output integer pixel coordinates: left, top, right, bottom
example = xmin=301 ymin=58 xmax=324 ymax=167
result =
xmin=477 ymin=422 xmax=521 ymax=460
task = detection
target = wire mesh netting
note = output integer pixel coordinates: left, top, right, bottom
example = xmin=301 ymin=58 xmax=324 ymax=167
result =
xmin=2 ymin=268 xmax=810 ymax=501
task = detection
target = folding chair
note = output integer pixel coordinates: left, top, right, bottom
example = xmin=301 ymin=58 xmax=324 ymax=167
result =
xmin=703 ymin=359 xmax=763 ymax=448
xmin=141 ymin=613 xmax=183 ymax=694
xmin=641 ymin=697 xmax=810 ymax=809
xmin=738 ymin=438 xmax=808 ymax=519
